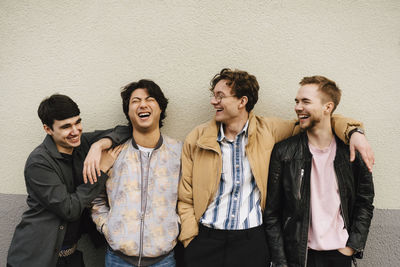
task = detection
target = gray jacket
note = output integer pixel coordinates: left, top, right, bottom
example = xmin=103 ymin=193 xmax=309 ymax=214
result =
xmin=7 ymin=128 xmax=128 ymax=267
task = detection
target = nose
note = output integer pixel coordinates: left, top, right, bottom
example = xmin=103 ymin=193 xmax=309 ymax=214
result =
xmin=295 ymin=102 xmax=303 ymax=112
xmin=210 ymin=96 xmax=218 ymax=105
xmin=71 ymin=125 xmax=80 ymax=135
xmin=139 ymin=99 xmax=149 ymax=108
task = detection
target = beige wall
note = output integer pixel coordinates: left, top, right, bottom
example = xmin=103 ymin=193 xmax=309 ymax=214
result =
xmin=1 ymin=0 xmax=399 ymax=209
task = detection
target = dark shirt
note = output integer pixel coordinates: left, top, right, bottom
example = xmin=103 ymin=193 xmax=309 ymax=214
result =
xmin=60 ymin=153 xmax=81 ymax=247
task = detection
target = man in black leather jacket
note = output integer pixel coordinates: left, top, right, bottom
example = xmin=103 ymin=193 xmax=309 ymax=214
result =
xmin=264 ymin=76 xmax=374 ymax=267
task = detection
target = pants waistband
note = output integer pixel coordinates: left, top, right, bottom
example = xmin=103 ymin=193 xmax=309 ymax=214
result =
xmin=199 ymin=224 xmax=263 ymax=240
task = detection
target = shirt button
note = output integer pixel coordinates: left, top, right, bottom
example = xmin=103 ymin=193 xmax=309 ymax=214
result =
xmin=231 ymin=215 xmax=235 ymax=218
xmin=236 ymin=181 xmax=240 ymax=184
xmin=59 ymin=225 xmax=64 ymax=230
xmin=234 ymin=197 xmax=238 ymax=200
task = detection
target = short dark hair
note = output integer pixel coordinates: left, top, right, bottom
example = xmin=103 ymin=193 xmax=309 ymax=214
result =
xmin=299 ymin=75 xmax=342 ymax=113
xmin=121 ymin=79 xmax=168 ymax=128
xmin=37 ymin=94 xmax=80 ymax=129
xmin=210 ymin=68 xmax=259 ymax=112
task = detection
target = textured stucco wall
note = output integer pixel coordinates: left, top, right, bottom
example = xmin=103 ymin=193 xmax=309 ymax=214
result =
xmin=1 ymin=1 xmax=400 ymax=209
xmin=1 ymin=0 xmax=400 ymax=265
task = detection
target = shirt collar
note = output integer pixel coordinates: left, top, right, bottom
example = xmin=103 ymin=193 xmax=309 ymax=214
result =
xmin=217 ymin=120 xmax=249 ymax=142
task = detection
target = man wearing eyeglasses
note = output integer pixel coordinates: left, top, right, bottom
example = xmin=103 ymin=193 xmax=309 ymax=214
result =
xmin=177 ymin=68 xmax=374 ymax=267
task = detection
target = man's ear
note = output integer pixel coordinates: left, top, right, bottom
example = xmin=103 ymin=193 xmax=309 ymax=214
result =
xmin=43 ymin=124 xmax=53 ymax=135
xmin=239 ymin=96 xmax=248 ymax=109
xmin=324 ymin=102 xmax=334 ymax=114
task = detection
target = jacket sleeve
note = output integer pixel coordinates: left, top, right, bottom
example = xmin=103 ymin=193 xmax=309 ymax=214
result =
xmin=81 ymin=125 xmax=131 ymax=148
xmin=91 ymin=189 xmax=110 ymax=233
xmin=264 ymin=146 xmax=288 ymax=266
xmin=25 ymin=160 xmax=109 ymax=222
xmin=177 ymin=135 xmax=199 ymax=247
xmin=331 ymin=114 xmax=364 ymax=144
xmin=346 ymin=152 xmax=375 ymax=258
xmin=261 ymin=117 xmax=299 ymax=144
xmin=263 ymin=115 xmax=363 ymax=145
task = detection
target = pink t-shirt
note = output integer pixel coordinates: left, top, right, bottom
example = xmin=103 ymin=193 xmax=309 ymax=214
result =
xmin=307 ymin=137 xmax=349 ymax=250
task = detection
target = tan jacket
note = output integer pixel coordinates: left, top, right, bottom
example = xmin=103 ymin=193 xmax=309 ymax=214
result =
xmin=177 ymin=112 xmax=362 ymax=247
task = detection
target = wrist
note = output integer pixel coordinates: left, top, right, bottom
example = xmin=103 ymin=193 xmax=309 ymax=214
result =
xmin=348 ymin=127 xmax=364 ymax=139
xmin=97 ymin=138 xmax=112 ymax=150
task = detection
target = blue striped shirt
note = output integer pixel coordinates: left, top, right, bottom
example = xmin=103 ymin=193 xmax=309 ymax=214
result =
xmin=200 ymin=121 xmax=262 ymax=230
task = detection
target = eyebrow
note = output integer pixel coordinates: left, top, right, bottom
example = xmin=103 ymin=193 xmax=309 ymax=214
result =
xmin=131 ymin=96 xmax=155 ymax=100
xmin=60 ymin=118 xmax=82 ymax=129
xmin=295 ymin=97 xmax=311 ymax=101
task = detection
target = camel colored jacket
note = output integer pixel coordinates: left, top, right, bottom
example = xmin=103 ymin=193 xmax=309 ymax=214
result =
xmin=177 ymin=112 xmax=362 ymax=247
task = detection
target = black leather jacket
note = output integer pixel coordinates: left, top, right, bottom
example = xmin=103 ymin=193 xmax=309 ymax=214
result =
xmin=264 ymin=132 xmax=374 ymax=267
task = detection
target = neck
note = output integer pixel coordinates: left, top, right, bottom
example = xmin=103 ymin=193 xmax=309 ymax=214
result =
xmin=223 ymin=112 xmax=249 ymax=140
xmin=132 ymin=128 xmax=161 ymax=148
xmin=306 ymin=119 xmax=333 ymax=149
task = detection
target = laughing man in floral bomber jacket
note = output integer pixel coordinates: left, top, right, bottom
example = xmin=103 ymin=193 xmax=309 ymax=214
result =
xmin=86 ymin=80 xmax=182 ymax=267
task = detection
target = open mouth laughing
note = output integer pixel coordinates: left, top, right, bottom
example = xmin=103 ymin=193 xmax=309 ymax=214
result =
xmin=138 ymin=112 xmax=151 ymax=119
xmin=298 ymin=114 xmax=310 ymax=123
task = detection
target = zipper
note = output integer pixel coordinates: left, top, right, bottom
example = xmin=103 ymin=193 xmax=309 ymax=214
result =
xmin=298 ymin=169 xmax=304 ymax=199
xmin=283 ymin=217 xmax=291 ymax=230
xmin=138 ymin=150 xmax=153 ymax=266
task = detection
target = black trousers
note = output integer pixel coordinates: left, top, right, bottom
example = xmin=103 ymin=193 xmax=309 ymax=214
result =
xmin=307 ymin=249 xmax=352 ymax=267
xmin=184 ymin=224 xmax=269 ymax=267
xmin=56 ymin=250 xmax=85 ymax=267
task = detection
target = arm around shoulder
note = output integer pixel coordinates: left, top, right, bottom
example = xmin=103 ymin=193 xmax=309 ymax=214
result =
xmin=331 ymin=114 xmax=364 ymax=143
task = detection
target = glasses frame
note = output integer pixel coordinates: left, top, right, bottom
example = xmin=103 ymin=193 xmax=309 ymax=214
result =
xmin=210 ymin=92 xmax=237 ymax=103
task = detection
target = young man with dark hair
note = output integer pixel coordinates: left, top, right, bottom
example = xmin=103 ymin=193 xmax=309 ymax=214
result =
xmin=89 ymin=80 xmax=182 ymax=267
xmin=178 ymin=69 xmax=374 ymax=267
xmin=7 ymin=94 xmax=122 ymax=267
xmin=264 ymin=76 xmax=374 ymax=267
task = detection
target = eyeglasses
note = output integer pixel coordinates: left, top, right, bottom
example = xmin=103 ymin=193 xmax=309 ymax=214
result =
xmin=210 ymin=92 xmax=237 ymax=103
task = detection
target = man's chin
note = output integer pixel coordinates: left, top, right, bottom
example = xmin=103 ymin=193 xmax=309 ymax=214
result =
xmin=68 ymin=140 xmax=81 ymax=148
xmin=214 ymin=114 xmax=224 ymax=122
xmin=299 ymin=123 xmax=311 ymax=131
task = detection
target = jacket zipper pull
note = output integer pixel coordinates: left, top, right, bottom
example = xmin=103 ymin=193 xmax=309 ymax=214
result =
xmin=298 ymin=169 xmax=304 ymax=199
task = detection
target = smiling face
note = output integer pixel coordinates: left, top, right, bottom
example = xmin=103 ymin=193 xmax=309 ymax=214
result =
xmin=128 ymin=88 xmax=161 ymax=133
xmin=210 ymin=79 xmax=245 ymax=125
xmin=295 ymin=84 xmax=329 ymax=131
xmin=44 ymin=115 xmax=82 ymax=154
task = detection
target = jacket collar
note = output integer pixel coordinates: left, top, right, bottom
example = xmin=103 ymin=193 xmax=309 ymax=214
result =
xmin=299 ymin=131 xmax=346 ymax=159
xmin=217 ymin=120 xmax=249 ymax=142
xmin=131 ymin=134 xmax=163 ymax=150
xmin=197 ymin=111 xmax=256 ymax=152
xmin=43 ymin=135 xmax=65 ymax=160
